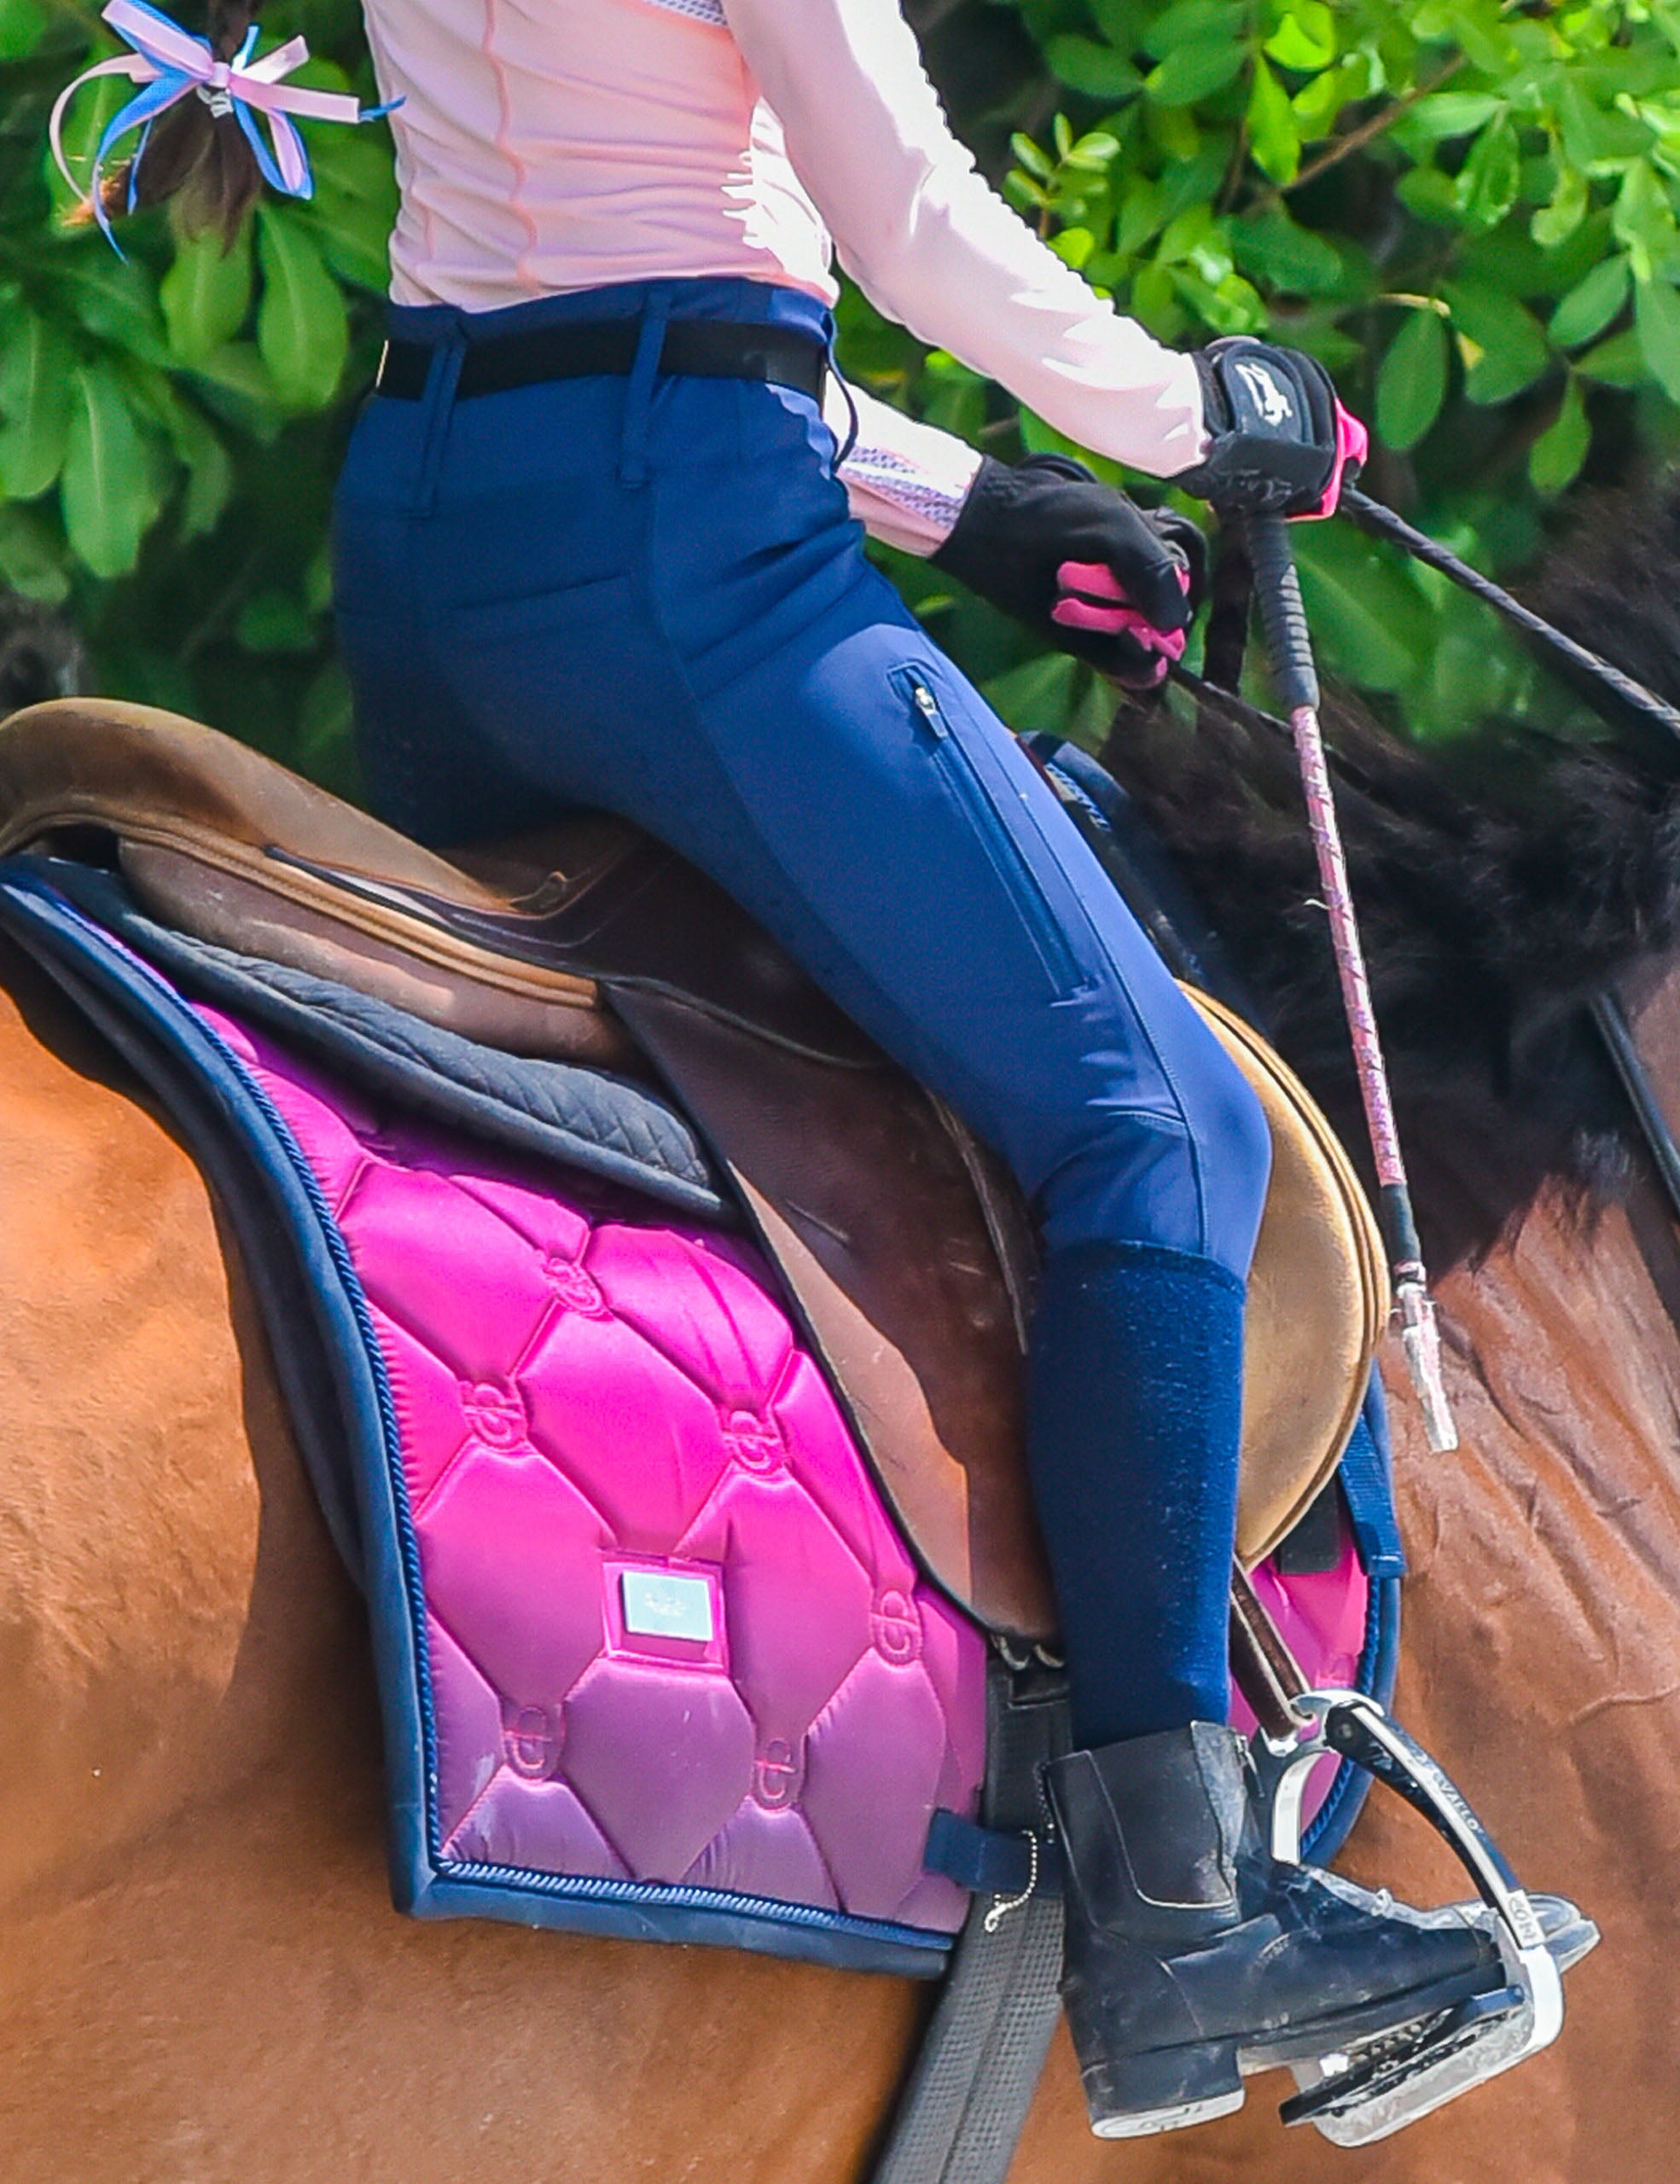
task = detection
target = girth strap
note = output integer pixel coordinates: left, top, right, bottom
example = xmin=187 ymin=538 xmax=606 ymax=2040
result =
xmin=870 ymin=1652 xmax=1069 ymax=2184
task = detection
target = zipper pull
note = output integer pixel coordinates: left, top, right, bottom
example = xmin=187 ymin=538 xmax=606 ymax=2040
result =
xmin=910 ymin=676 xmax=948 ymax=738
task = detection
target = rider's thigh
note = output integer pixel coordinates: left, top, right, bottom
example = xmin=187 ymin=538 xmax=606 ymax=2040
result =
xmin=659 ymin=572 xmax=1272 ymax=1279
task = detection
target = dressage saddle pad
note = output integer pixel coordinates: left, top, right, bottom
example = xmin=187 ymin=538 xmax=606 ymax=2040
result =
xmin=0 ymin=857 xmax=1403 ymax=1972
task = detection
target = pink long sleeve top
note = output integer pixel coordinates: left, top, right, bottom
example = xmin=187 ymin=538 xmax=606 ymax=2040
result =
xmin=359 ymin=0 xmax=1207 ymax=549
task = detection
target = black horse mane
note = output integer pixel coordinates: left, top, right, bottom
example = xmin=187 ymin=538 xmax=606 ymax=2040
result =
xmin=1097 ymin=481 xmax=1680 ymax=1264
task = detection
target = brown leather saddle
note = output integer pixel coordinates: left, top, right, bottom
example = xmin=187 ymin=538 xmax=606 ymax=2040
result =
xmin=0 ymin=699 xmax=1387 ymax=1641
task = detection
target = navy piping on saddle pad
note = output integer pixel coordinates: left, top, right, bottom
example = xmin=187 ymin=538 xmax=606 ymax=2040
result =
xmin=0 ymin=863 xmax=952 ymax=1977
xmin=1024 ymin=737 xmax=1404 ymax=1867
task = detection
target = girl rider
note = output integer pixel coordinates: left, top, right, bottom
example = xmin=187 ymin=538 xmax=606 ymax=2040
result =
xmin=84 ymin=0 xmax=1532 ymax=2138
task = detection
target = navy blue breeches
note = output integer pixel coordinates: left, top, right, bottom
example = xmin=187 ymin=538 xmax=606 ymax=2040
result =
xmin=334 ymin=276 xmax=1273 ymax=1744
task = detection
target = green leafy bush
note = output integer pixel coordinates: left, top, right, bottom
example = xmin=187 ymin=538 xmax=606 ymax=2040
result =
xmin=4 ymin=0 xmax=1680 ymax=775
xmin=0 ymin=0 xmax=390 ymax=788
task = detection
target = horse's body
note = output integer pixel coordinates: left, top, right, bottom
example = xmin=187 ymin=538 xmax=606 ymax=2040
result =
xmin=3 ymin=885 xmax=1679 ymax=2184
xmin=10 ymin=493 xmax=1680 ymax=2181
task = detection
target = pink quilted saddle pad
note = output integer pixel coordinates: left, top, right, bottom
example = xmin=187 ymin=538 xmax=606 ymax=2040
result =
xmin=201 ymin=1005 xmax=986 ymax=1968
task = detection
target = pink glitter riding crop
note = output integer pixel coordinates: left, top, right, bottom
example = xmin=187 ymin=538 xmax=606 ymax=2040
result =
xmin=1245 ymin=512 xmax=1458 ymax=1454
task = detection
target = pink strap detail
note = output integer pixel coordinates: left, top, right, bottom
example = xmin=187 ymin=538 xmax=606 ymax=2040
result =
xmin=1300 ymin=401 xmax=1369 ymax=522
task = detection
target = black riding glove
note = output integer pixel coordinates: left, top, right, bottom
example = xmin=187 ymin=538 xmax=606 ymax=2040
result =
xmin=1174 ymin=339 xmax=1367 ymax=518
xmin=931 ymin=454 xmax=1206 ymax=687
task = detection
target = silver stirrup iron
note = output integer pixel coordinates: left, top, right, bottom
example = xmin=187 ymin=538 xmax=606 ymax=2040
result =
xmin=1252 ymin=1690 xmax=1565 ymax=2146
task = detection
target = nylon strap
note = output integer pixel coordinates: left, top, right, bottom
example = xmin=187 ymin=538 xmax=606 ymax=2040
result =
xmin=870 ymin=1652 xmax=1068 ymax=2184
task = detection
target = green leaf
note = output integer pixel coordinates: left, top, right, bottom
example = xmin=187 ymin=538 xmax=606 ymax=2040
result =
xmin=1529 ymin=377 xmax=1590 ymax=495
xmin=1395 ymin=166 xmax=1463 ymax=227
xmin=1011 ymin=133 xmax=1054 ymax=183
xmin=49 ymin=256 xmax=170 ymax=368
xmin=1445 ymin=282 xmax=1552 ymax=403
xmin=1247 ymin=57 xmax=1300 ymax=187
xmin=1454 ymin=114 xmax=1521 ymax=231
xmin=1264 ymin=3 xmax=1337 ymax=72
xmin=1142 ymin=2 xmax=1247 ymax=55
xmin=1530 ymin=164 xmax=1588 ymax=250
xmin=160 ymin=225 xmax=253 ymax=366
xmin=1555 ymin=76 xmax=1654 ymax=168
xmin=1574 ymin=328 xmax=1644 ymax=386
xmin=236 ymin=590 xmax=319 ymax=653
xmin=1090 ymin=0 xmax=1142 ymax=39
xmin=1289 ymin=55 xmax=1368 ymax=138
xmin=1635 ymin=276 xmax=1680 ymax=404
xmin=1067 ymin=131 xmax=1122 ymax=171
xmin=184 ymin=341 xmax=286 ymax=440
xmin=297 ymin=660 xmax=360 ymax=799
xmin=167 ymin=404 xmax=234 ymax=540
xmin=303 ymin=546 xmax=334 ymax=615
xmin=1046 ymin=35 xmax=1142 ymax=100
xmin=60 ymin=366 xmax=162 ymax=578
xmin=1442 ymin=0 xmax=1518 ymax=74
xmin=1156 ymin=204 xmax=1219 ymax=267
xmin=1549 ymin=256 xmax=1630 ymax=349
xmin=0 ymin=0 xmax=48 ymax=61
xmin=1232 ymin=206 xmax=1346 ymax=295
xmin=0 ymin=504 xmax=69 ymax=606
xmin=1376 ymin=309 xmax=1450 ymax=451
xmin=0 ymin=315 xmax=75 ymax=500
xmin=256 ymin=208 xmax=349 ymax=410
xmin=1292 ymin=527 xmax=1433 ymax=694
xmin=1115 ymin=177 xmax=1166 ymax=256
xmin=1144 ymin=41 xmax=1248 ymax=107
xmin=981 ymin=651 xmax=1082 ymax=737
xmin=1400 ymin=93 xmax=1504 ymax=145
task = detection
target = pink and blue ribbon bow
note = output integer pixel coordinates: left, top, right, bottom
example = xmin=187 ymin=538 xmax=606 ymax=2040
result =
xmin=50 ymin=0 xmax=394 ymax=252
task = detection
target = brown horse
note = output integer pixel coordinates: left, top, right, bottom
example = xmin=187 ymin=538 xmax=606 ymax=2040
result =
xmin=5 ymin=496 xmax=1680 ymax=2181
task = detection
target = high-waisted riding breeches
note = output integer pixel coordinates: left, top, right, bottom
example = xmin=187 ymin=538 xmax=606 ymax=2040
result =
xmin=333 ymin=276 xmax=1273 ymax=1745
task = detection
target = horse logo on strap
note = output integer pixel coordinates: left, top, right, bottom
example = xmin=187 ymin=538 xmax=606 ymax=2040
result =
xmin=1235 ymin=359 xmax=1294 ymax=428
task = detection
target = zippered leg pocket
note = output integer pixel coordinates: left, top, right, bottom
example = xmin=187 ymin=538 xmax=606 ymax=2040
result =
xmin=892 ymin=664 xmax=1089 ymax=999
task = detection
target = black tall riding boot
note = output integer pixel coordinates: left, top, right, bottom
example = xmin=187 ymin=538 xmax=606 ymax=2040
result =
xmin=1043 ymin=1722 xmax=1585 ymax=2138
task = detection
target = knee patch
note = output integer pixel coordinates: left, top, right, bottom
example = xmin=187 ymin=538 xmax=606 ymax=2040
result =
xmin=1037 ymin=1043 xmax=1272 ymax=1281
xmin=1183 ymin=1038 xmax=1272 ymax=1274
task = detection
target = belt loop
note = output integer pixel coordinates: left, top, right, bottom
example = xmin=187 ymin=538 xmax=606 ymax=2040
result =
xmin=413 ymin=332 xmax=466 ymax=515
xmin=619 ymin=286 xmax=672 ymax=489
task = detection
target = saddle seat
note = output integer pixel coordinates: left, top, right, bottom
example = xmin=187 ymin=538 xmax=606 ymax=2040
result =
xmin=0 ymin=700 xmax=1387 ymax=1641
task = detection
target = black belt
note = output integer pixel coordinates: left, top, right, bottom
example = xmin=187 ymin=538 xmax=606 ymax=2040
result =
xmin=375 ymin=318 xmax=828 ymax=404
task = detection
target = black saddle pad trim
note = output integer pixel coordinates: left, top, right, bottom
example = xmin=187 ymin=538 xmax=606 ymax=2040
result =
xmin=15 ymin=856 xmax=731 ymax=1223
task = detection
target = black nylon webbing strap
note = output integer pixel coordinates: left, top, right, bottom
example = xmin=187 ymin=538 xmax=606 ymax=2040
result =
xmin=870 ymin=1652 xmax=1069 ymax=2184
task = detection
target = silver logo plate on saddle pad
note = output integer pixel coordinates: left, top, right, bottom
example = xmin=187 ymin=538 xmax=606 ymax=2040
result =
xmin=619 ymin=1568 xmax=716 ymax=1643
